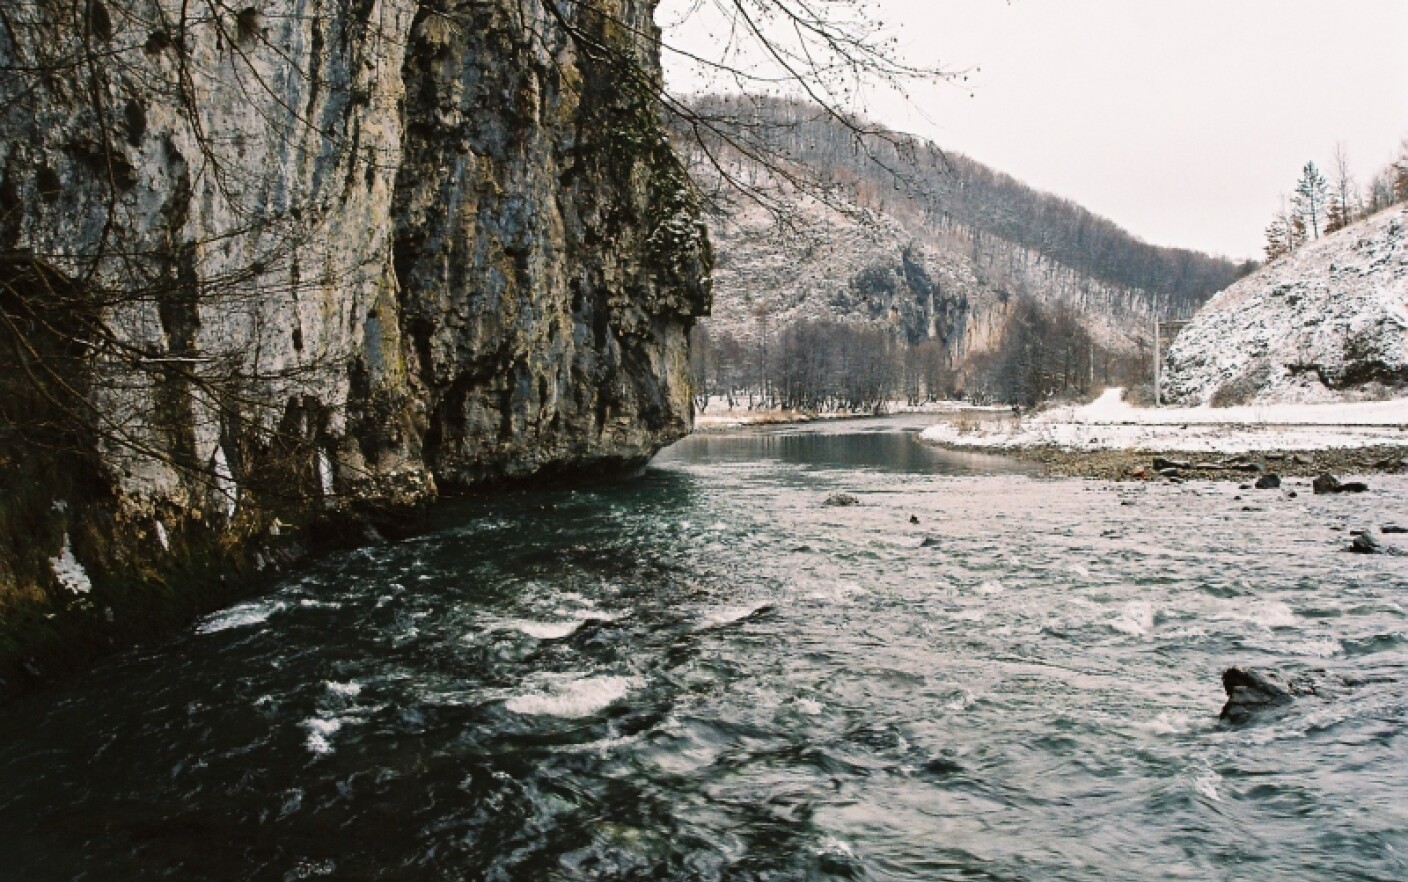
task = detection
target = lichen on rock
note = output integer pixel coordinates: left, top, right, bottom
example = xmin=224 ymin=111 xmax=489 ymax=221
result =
xmin=0 ymin=0 xmax=710 ymax=693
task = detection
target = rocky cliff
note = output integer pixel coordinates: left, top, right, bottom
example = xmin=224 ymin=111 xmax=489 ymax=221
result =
xmin=0 ymin=0 xmax=709 ymax=690
xmin=1163 ymin=207 xmax=1407 ymax=405
xmin=681 ymin=97 xmax=1243 ymax=374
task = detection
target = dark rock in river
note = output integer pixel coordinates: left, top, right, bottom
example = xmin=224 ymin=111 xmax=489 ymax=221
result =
xmin=1383 ymin=524 xmax=1407 ymax=534
xmin=1255 ymin=474 xmax=1281 ymax=489
xmin=1314 ymin=474 xmax=1368 ymax=494
xmin=909 ymin=515 xmax=920 ymax=525
xmin=920 ymin=537 xmax=942 ymax=548
xmin=824 ymin=494 xmax=860 ymax=507
xmin=1349 ymin=533 xmax=1403 ymax=555
xmin=1220 ymin=667 xmax=1298 ymax=724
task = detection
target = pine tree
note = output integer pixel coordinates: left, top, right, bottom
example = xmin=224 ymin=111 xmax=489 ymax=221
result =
xmin=1324 ymin=195 xmax=1349 ymax=234
xmin=1293 ymin=162 xmax=1331 ymax=239
xmin=1263 ymin=217 xmax=1290 ymax=261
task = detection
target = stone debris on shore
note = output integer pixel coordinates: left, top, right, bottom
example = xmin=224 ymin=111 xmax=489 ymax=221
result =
xmin=940 ymin=444 xmax=1406 ymax=482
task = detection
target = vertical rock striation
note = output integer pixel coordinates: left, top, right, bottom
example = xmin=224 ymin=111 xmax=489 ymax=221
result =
xmin=0 ymin=0 xmax=709 ymax=689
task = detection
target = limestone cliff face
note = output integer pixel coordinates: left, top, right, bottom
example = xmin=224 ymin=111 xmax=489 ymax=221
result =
xmin=0 ymin=0 xmax=708 ymax=686
xmin=393 ymin=1 xmax=709 ymax=487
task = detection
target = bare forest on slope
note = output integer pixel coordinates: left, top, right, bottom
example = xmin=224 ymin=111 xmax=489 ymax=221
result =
xmin=673 ymin=96 xmax=1252 ymax=409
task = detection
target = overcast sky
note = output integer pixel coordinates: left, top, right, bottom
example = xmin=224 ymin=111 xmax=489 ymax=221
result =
xmin=658 ymin=0 xmax=1408 ymax=261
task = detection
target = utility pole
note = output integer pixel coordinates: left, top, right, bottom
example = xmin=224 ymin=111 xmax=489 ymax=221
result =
xmin=1153 ymin=316 xmax=1161 ymax=407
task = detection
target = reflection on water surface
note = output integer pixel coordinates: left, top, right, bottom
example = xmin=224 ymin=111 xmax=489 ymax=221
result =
xmin=1 ymin=418 xmax=1404 ymax=881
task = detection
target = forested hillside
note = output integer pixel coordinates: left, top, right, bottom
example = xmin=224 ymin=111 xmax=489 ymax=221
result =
xmin=674 ymin=96 xmax=1251 ymax=407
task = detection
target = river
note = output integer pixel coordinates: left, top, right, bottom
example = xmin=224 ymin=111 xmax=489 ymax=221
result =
xmin=1 ymin=417 xmax=1405 ymax=881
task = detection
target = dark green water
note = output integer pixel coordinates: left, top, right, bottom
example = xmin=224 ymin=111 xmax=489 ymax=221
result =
xmin=1 ymin=418 xmax=1405 ymax=881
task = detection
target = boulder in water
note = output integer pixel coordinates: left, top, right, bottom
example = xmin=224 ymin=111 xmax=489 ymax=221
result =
xmin=1220 ymin=667 xmax=1295 ymax=724
xmin=1383 ymin=524 xmax=1407 ymax=534
xmin=1255 ymin=474 xmax=1281 ymax=490
xmin=1349 ymin=532 xmax=1403 ymax=555
xmin=823 ymin=493 xmax=860 ymax=507
xmin=920 ymin=536 xmax=942 ymax=548
xmin=1221 ymin=667 xmax=1338 ymax=724
xmin=1314 ymin=474 xmax=1369 ymax=494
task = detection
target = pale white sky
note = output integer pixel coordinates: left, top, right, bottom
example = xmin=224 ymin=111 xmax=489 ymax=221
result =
xmin=658 ymin=0 xmax=1408 ymax=260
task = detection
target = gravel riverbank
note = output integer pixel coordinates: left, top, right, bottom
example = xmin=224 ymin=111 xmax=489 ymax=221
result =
xmin=931 ymin=443 xmax=1408 ymax=482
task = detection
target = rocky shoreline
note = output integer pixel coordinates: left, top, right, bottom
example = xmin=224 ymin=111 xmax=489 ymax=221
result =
xmin=926 ymin=442 xmax=1408 ymax=482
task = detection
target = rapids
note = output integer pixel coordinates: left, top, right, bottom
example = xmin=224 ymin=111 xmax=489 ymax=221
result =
xmin=1 ymin=417 xmax=1404 ymax=881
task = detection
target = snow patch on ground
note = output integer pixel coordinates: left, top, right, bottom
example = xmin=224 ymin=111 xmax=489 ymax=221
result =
xmin=694 ymin=399 xmax=1007 ymax=430
xmin=49 ymin=533 xmax=92 ymax=595
xmin=921 ymin=387 xmax=1408 ymax=453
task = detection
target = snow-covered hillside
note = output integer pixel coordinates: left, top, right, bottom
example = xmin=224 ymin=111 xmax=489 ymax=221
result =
xmin=1164 ymin=207 xmax=1408 ymax=405
xmin=707 ymin=182 xmax=1161 ymax=359
xmin=683 ymin=97 xmax=1244 ymax=372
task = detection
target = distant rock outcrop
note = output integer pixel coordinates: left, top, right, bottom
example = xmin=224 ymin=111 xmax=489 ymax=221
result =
xmin=1163 ymin=208 xmax=1408 ymax=405
xmin=683 ymin=97 xmax=1243 ymax=372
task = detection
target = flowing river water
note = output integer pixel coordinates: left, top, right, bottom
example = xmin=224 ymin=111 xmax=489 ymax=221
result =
xmin=1 ymin=416 xmax=1405 ymax=881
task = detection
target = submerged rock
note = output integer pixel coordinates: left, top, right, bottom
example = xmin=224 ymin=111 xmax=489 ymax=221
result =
xmin=1382 ymin=524 xmax=1407 ymax=534
xmin=1349 ymin=533 xmax=1403 ymax=555
xmin=824 ymin=494 xmax=860 ymax=507
xmin=919 ymin=536 xmax=942 ymax=548
xmin=1220 ymin=667 xmax=1304 ymax=724
xmin=1254 ymin=474 xmax=1281 ymax=490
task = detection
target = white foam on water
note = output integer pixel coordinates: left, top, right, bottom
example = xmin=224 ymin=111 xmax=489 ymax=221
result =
xmin=944 ymin=688 xmax=977 ymax=711
xmin=1240 ymin=601 xmax=1297 ymax=629
xmin=697 ymin=603 xmax=772 ymax=630
xmin=794 ymin=697 xmax=824 ymax=716
xmin=805 ymin=581 xmax=866 ymax=602
xmin=495 ymin=619 xmax=586 ymax=640
xmin=1136 ymin=711 xmax=1192 ymax=736
xmin=302 ymin=717 xmax=345 ymax=755
xmin=504 ymin=674 xmax=642 ymax=717
xmin=817 ymin=837 xmax=856 ymax=859
xmin=1112 ymin=601 xmax=1156 ymax=637
xmin=197 ymin=600 xmax=281 ymax=634
xmin=1292 ymin=638 xmax=1342 ymax=658
xmin=1190 ymin=769 xmax=1222 ymax=802
xmin=976 ymin=579 xmax=1006 ymax=595
xmin=325 ymin=681 xmax=362 ymax=699
xmin=559 ymin=731 xmax=649 ymax=755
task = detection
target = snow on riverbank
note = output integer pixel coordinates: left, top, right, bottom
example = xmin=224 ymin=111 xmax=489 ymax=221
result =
xmin=694 ymin=400 xmax=1007 ymax=431
xmin=921 ymin=388 xmax=1408 ymax=453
